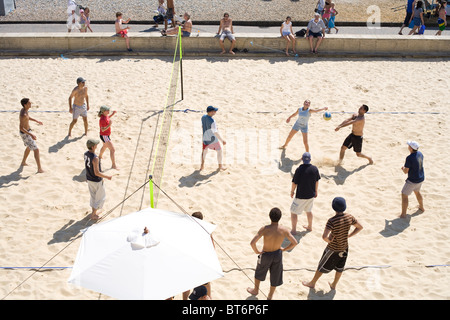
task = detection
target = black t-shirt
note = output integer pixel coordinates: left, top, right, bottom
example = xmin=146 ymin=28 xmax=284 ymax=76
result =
xmin=292 ymin=164 xmax=321 ymax=199
xmin=84 ymin=151 xmax=102 ymax=182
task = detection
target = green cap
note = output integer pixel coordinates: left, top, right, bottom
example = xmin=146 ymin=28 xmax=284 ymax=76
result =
xmin=86 ymin=138 xmax=100 ymax=149
xmin=100 ymin=105 xmax=110 ymax=112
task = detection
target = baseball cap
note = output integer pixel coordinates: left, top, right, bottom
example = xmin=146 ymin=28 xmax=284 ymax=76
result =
xmin=189 ymin=285 xmax=207 ymax=300
xmin=86 ymin=138 xmax=100 ymax=149
xmin=77 ymin=77 xmax=86 ymax=84
xmin=407 ymin=140 xmax=419 ymax=151
xmin=206 ymin=106 xmax=218 ymax=112
xmin=302 ymin=152 xmax=311 ymax=164
xmin=332 ymin=197 xmax=347 ymax=213
xmin=100 ymin=105 xmax=110 ymax=112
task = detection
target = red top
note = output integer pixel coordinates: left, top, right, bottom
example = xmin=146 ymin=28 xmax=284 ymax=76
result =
xmin=99 ymin=115 xmax=111 ymax=136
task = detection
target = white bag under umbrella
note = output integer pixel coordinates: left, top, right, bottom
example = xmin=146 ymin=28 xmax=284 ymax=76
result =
xmin=68 ymin=207 xmax=223 ymax=300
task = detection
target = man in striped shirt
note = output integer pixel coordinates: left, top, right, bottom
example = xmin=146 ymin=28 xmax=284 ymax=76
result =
xmin=302 ymin=197 xmax=363 ymax=290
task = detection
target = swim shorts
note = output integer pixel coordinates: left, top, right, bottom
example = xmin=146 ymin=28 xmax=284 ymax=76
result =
xmin=202 ymin=141 xmax=221 ymax=151
xmin=72 ymin=104 xmax=87 ymax=119
xmin=20 ymin=129 xmax=38 ymax=151
xmin=317 ymin=247 xmax=348 ymax=273
xmin=343 ymin=133 xmax=363 ymax=153
xmin=100 ymin=135 xmax=111 ymax=143
xmin=220 ymin=30 xmax=235 ymax=41
xmin=290 ymin=198 xmax=315 ymax=214
xmin=254 ymin=249 xmax=283 ymax=287
xmin=308 ymin=30 xmax=323 ymax=38
xmin=182 ymin=31 xmax=191 ymax=37
xmin=401 ymin=179 xmax=423 ymax=196
xmin=118 ymin=29 xmax=128 ymax=38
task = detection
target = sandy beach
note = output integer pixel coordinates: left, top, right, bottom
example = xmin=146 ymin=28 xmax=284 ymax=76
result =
xmin=0 ymin=56 xmax=449 ymax=300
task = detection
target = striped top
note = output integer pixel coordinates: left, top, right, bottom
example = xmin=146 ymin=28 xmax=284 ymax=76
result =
xmin=326 ymin=213 xmax=357 ymax=252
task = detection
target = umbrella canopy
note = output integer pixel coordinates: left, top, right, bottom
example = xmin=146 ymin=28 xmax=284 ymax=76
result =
xmin=68 ymin=207 xmax=223 ymax=300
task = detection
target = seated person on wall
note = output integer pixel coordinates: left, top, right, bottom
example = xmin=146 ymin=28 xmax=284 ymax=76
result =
xmin=306 ymin=12 xmax=326 ymax=54
xmin=217 ymin=13 xmax=236 ymax=55
xmin=162 ymin=12 xmax=192 ymax=36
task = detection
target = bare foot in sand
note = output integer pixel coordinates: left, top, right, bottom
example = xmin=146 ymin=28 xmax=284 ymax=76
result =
xmin=302 ymin=281 xmax=315 ymax=289
xmin=303 ymin=225 xmax=312 ymax=232
xmin=246 ymin=287 xmax=258 ymax=295
xmin=219 ymin=165 xmax=227 ymax=171
xmin=20 ymin=162 xmax=29 ymax=167
xmin=229 ymin=50 xmax=235 ymax=55
xmin=90 ymin=213 xmax=100 ymax=221
xmin=37 ymin=168 xmax=45 ymax=173
xmin=329 ymin=282 xmax=337 ymax=290
xmin=279 ymin=145 xmax=287 ymax=149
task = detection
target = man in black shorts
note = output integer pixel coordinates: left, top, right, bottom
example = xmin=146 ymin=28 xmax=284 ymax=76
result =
xmin=335 ymin=104 xmax=373 ymax=165
xmin=302 ymin=197 xmax=363 ymax=290
xmin=247 ymin=208 xmax=298 ymax=300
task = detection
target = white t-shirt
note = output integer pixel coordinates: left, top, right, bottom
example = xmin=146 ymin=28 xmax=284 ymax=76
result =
xmin=282 ymin=21 xmax=292 ymax=32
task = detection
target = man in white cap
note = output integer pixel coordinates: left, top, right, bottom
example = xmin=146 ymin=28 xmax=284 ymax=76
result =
xmin=400 ymin=140 xmax=424 ymax=218
xmin=290 ymin=152 xmax=321 ymax=233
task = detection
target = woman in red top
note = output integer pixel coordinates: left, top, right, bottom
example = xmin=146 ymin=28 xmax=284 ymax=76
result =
xmin=98 ymin=105 xmax=118 ymax=170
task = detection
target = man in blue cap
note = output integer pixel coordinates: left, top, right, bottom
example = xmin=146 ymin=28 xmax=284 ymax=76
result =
xmin=200 ymin=106 xmax=226 ymax=171
xmin=302 ymin=197 xmax=363 ymax=290
xmin=290 ymin=152 xmax=321 ymax=233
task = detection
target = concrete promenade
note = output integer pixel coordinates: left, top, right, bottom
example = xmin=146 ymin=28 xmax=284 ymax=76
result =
xmin=0 ymin=23 xmax=449 ymax=57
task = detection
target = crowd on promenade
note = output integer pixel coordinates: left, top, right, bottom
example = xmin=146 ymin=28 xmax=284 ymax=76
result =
xmin=65 ymin=0 xmax=448 ymax=54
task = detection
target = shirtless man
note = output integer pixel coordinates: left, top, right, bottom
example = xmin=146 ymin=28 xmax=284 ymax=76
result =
xmin=19 ymin=98 xmax=44 ymax=173
xmin=217 ymin=13 xmax=236 ymax=54
xmin=68 ymin=77 xmax=89 ymax=137
xmin=335 ymin=104 xmax=373 ymax=165
xmin=247 ymin=208 xmax=298 ymax=300
xmin=163 ymin=12 xmax=192 ymax=36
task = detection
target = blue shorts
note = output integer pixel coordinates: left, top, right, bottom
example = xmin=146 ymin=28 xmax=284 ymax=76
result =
xmin=292 ymin=121 xmax=308 ymax=133
xmin=182 ymin=31 xmax=191 ymax=37
xmin=282 ymin=31 xmax=291 ymax=36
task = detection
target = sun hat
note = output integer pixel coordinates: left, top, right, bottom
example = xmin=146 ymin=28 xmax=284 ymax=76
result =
xmin=407 ymin=140 xmax=419 ymax=151
xmin=332 ymin=197 xmax=347 ymax=213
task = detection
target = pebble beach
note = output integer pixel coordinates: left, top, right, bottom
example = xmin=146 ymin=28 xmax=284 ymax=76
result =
xmin=1 ymin=0 xmax=406 ymax=23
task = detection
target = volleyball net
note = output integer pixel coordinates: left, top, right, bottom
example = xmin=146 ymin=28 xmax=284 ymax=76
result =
xmin=149 ymin=27 xmax=184 ymax=208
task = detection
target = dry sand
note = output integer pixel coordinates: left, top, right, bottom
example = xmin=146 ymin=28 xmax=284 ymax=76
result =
xmin=0 ymin=56 xmax=449 ymax=300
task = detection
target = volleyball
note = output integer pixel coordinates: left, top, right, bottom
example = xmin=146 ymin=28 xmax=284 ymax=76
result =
xmin=323 ymin=111 xmax=332 ymax=120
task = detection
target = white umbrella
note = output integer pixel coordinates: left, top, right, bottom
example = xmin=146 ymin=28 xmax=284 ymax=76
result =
xmin=68 ymin=207 xmax=223 ymax=300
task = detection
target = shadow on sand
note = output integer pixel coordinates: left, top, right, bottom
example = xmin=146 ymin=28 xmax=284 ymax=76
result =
xmin=178 ymin=169 xmax=220 ymax=188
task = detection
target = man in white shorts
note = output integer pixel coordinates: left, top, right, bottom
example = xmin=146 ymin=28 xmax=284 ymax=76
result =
xmin=19 ymin=98 xmax=44 ymax=173
xmin=290 ymin=152 xmax=321 ymax=233
xmin=217 ymin=13 xmax=236 ymax=54
xmin=68 ymin=77 xmax=89 ymax=137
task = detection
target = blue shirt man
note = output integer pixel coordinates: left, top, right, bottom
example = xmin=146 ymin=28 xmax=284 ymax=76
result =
xmin=200 ymin=106 xmax=226 ymax=171
xmin=401 ymin=140 xmax=425 ymax=218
